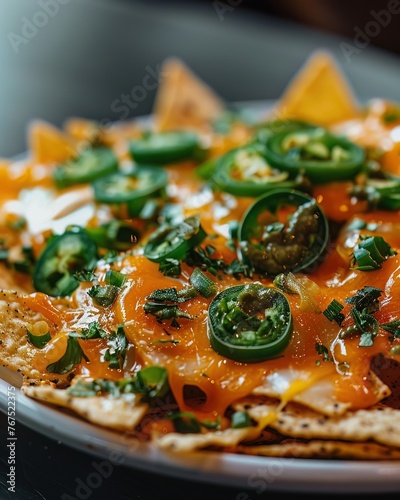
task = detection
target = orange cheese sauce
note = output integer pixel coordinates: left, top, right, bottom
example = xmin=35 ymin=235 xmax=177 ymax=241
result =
xmin=4 ymin=106 xmax=400 ymax=420
xmin=112 ymin=254 xmax=341 ymax=417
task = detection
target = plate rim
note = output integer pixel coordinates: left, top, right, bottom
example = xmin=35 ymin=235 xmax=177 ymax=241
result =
xmin=1 ymin=374 xmax=400 ymax=494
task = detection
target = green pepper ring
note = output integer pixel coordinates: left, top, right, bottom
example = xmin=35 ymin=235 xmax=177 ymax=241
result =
xmin=144 ymin=216 xmax=207 ymax=263
xmin=92 ymin=166 xmax=168 ymax=216
xmin=32 ymin=228 xmax=98 ymax=297
xmin=238 ymin=188 xmax=329 ymax=275
xmin=253 ymin=119 xmax=318 ymax=145
xmin=212 ymin=145 xmax=296 ymax=197
xmin=129 ymin=131 xmax=199 ymax=165
xmin=264 ymin=128 xmax=365 ymax=183
xmin=53 ymin=147 xmax=118 ymax=188
xmin=208 ymin=284 xmax=293 ymax=363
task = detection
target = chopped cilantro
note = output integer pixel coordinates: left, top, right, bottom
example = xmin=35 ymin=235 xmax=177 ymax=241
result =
xmin=104 ymin=325 xmax=127 ymax=369
xmin=88 ymin=284 xmax=120 ymax=307
xmin=315 ymin=342 xmax=333 ymax=362
xmin=47 ymin=335 xmax=89 ymax=374
xmin=323 ymin=299 xmax=345 ymax=326
xmin=345 ymin=287 xmax=382 ymax=314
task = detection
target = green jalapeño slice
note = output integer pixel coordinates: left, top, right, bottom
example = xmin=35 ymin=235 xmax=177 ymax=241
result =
xmin=238 ymin=189 xmax=329 ymax=276
xmin=53 ymin=147 xmax=118 ymax=188
xmin=253 ymin=119 xmax=317 ymax=145
xmin=32 ymin=228 xmax=98 ymax=297
xmin=129 ymin=131 xmax=200 ymax=165
xmin=264 ymin=127 xmax=365 ymax=183
xmin=93 ymin=166 xmax=167 ymax=216
xmin=144 ymin=215 xmax=207 ymax=262
xmin=211 ymin=143 xmax=295 ymax=197
xmin=208 ymin=283 xmax=293 ymax=363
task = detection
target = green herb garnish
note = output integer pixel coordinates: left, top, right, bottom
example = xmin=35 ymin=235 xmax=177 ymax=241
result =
xmin=231 ymin=411 xmax=252 ymax=429
xmin=104 ymin=324 xmax=127 ymax=369
xmin=27 ymin=329 xmax=51 ymax=349
xmin=315 ymin=342 xmax=333 ymax=362
xmin=323 ymin=299 xmax=345 ymax=326
xmin=350 ymin=236 xmax=397 ymax=271
xmin=47 ymin=335 xmax=88 ymax=374
xmin=88 ymin=285 xmax=120 ymax=307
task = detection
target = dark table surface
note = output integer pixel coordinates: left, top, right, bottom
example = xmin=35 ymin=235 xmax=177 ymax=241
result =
xmin=1 ymin=1 xmax=400 ymax=499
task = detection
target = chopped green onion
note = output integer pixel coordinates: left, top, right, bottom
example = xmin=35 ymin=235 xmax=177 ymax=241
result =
xmin=351 ymin=236 xmax=397 ymax=271
xmin=158 ymin=258 xmax=181 ymax=277
xmin=73 ymin=269 xmax=98 ymax=282
xmin=135 ymin=366 xmax=170 ymax=402
xmin=380 ymin=319 xmax=400 ymax=338
xmin=231 ymin=411 xmax=252 ymax=429
xmin=27 ymin=329 xmax=51 ymax=349
xmin=189 ymin=267 xmax=218 ymax=298
xmin=104 ymin=325 xmax=127 ymax=369
xmin=67 ymin=378 xmax=100 ymax=397
xmin=350 ymin=307 xmax=379 ymax=347
xmin=315 ymin=342 xmax=333 ymax=362
xmin=105 ymin=269 xmax=126 ymax=287
xmin=169 ymin=412 xmax=202 ymax=434
xmin=88 ymin=285 xmax=120 ymax=307
xmin=146 ymin=287 xmax=197 ymax=303
xmin=144 ymin=302 xmax=193 ymax=322
xmin=201 ymin=415 xmax=222 ymax=430
xmin=47 ymin=335 xmax=88 ymax=374
xmin=79 ymin=321 xmax=107 ymax=339
xmin=323 ymin=299 xmax=345 ymax=326
xmin=67 ymin=366 xmax=170 ymax=403
xmin=345 ymin=287 xmax=382 ymax=314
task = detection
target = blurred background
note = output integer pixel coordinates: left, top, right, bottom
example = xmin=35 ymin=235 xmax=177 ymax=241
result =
xmin=0 ymin=0 xmax=399 ymax=157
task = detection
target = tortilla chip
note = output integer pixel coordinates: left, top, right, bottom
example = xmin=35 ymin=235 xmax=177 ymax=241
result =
xmin=236 ymin=398 xmax=400 ymax=449
xmin=253 ymin=369 xmax=390 ymax=417
xmin=0 ymin=291 xmax=58 ymax=381
xmin=63 ymin=117 xmax=141 ymax=151
xmin=253 ymin=369 xmax=349 ymax=416
xmin=273 ymin=50 xmax=360 ymax=126
xmin=63 ymin=117 xmax=102 ymax=144
xmin=153 ymin=58 xmax=224 ymax=132
xmin=28 ymin=120 xmax=77 ymax=164
xmin=237 ymin=440 xmax=400 ymax=460
xmin=22 ymin=383 xmax=148 ymax=431
xmin=155 ymin=427 xmax=255 ymax=453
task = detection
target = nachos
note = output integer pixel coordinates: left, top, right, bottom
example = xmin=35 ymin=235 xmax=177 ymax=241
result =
xmin=1 ymin=51 xmax=400 ymax=460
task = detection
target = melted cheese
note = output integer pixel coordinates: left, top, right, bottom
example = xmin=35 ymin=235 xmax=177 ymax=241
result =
xmin=4 ymin=102 xmax=400 ymax=423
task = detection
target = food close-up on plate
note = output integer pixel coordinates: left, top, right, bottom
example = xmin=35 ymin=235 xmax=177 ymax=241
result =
xmin=1 ymin=47 xmax=400 ymax=494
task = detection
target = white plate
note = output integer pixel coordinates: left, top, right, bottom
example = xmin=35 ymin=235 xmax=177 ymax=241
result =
xmin=1 ymin=105 xmax=400 ymax=494
xmin=1 ymin=367 xmax=400 ymax=494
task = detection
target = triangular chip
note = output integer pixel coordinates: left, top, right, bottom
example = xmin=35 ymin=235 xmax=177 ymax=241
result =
xmin=273 ymin=50 xmax=360 ymax=126
xmin=63 ymin=117 xmax=100 ymax=143
xmin=22 ymin=383 xmax=148 ymax=431
xmin=28 ymin=120 xmax=77 ymax=164
xmin=238 ymin=440 xmax=400 ymax=460
xmin=153 ymin=58 xmax=224 ymax=132
xmin=235 ymin=398 xmax=400 ymax=449
xmin=154 ymin=427 xmax=255 ymax=453
xmin=63 ymin=116 xmax=141 ymax=152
